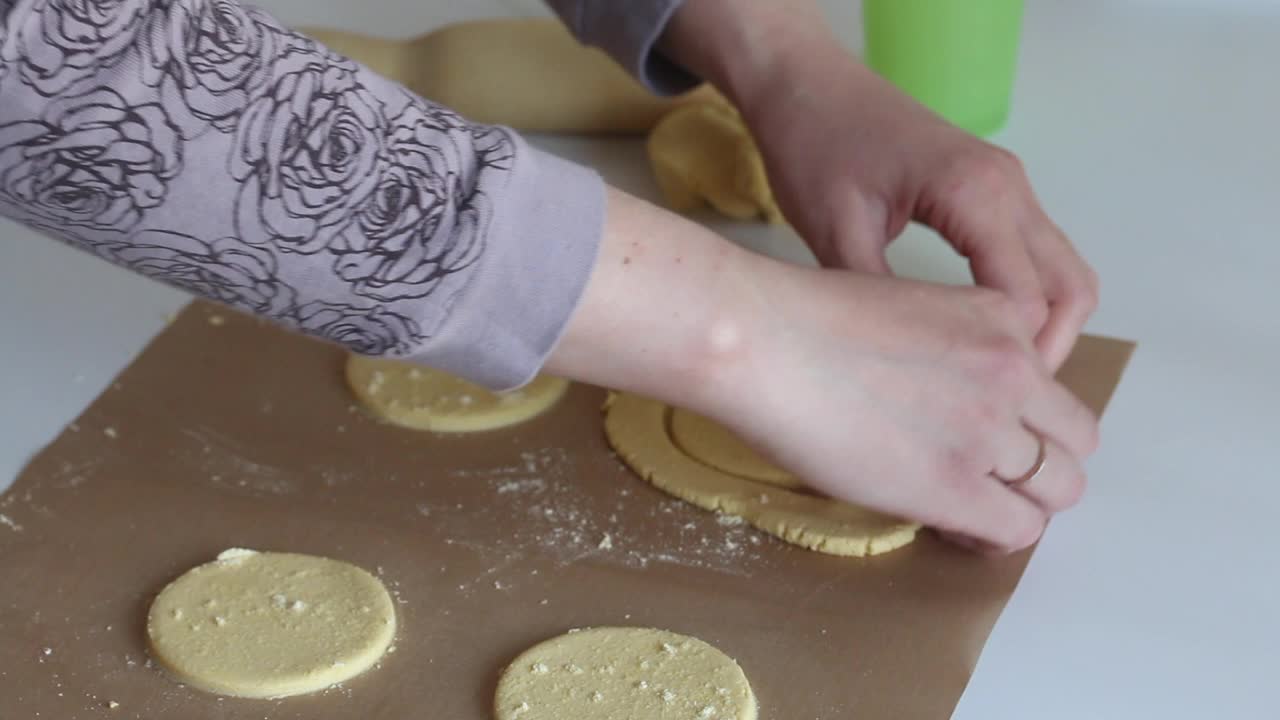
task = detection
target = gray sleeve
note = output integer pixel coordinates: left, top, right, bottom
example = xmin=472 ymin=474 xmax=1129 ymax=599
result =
xmin=0 ymin=0 xmax=604 ymax=390
xmin=544 ymin=0 xmax=701 ymax=96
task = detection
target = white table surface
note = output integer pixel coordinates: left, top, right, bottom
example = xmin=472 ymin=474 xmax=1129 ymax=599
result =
xmin=2 ymin=1 xmax=1277 ymax=717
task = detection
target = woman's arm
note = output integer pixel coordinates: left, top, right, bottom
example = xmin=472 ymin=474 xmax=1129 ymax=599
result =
xmin=548 ymin=186 xmax=1098 ymax=554
xmin=0 ymin=0 xmax=602 ymax=390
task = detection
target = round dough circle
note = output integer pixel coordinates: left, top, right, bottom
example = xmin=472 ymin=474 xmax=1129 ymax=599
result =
xmin=146 ymin=549 xmax=396 ymax=699
xmin=346 ymin=354 xmax=569 ymax=432
xmin=495 ymin=627 xmax=757 ymax=720
xmin=605 ymin=393 xmax=920 ymax=557
xmin=669 ymin=407 xmax=801 ymax=489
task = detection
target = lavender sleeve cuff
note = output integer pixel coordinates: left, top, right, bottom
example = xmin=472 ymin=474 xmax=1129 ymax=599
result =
xmin=402 ymin=135 xmax=604 ymax=390
xmin=544 ymin=0 xmax=700 ymax=96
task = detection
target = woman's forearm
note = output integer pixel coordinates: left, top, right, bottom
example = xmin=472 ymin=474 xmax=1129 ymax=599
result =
xmin=544 ymin=186 xmax=758 ymax=415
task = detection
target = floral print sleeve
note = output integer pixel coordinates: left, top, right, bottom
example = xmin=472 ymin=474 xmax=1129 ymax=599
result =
xmin=0 ymin=0 xmax=605 ymax=390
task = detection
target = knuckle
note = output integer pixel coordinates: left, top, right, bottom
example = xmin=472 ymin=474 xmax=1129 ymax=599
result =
xmin=968 ymin=147 xmax=1025 ymax=191
xmin=973 ymin=333 xmax=1034 ymax=393
xmin=1019 ymin=297 xmax=1051 ymax=331
xmin=973 ymin=286 xmax=1021 ymax=322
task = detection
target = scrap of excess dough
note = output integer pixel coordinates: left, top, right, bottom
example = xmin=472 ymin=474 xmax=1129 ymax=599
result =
xmin=604 ymin=393 xmax=920 ymax=557
xmin=346 ymin=354 xmax=569 ymax=432
xmin=496 ymin=627 xmax=757 ymax=720
xmin=647 ymin=98 xmax=785 ymax=224
xmin=146 ymin=549 xmax=396 ymax=699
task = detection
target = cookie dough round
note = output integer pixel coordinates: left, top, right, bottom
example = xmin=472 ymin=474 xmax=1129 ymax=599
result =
xmin=669 ymin=407 xmax=801 ymax=489
xmin=146 ymin=549 xmax=396 ymax=699
xmin=605 ymin=393 xmax=920 ymax=557
xmin=495 ymin=627 xmax=757 ymax=720
xmin=346 ymin=355 xmax=569 ymax=432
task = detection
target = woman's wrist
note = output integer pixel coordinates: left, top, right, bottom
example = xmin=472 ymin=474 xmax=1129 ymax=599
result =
xmin=658 ymin=0 xmax=848 ymax=118
xmin=543 ymin=186 xmax=764 ymax=416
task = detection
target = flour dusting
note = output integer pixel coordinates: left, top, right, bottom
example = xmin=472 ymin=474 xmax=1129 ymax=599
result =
xmin=424 ymin=448 xmax=772 ymax=582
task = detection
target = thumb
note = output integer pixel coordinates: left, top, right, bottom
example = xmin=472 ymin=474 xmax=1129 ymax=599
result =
xmin=825 ymin=195 xmax=895 ymax=275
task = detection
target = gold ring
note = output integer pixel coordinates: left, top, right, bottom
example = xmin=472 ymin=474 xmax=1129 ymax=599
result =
xmin=991 ymin=424 xmax=1047 ymax=487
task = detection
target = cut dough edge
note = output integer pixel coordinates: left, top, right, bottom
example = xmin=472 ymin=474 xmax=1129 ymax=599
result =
xmin=604 ymin=392 xmax=920 ymax=557
xmin=669 ymin=406 xmax=802 ymax=488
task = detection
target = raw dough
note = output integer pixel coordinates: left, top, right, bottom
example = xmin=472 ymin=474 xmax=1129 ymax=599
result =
xmin=346 ymin=355 xmax=569 ymax=432
xmin=647 ymin=99 xmax=784 ymax=224
xmin=146 ymin=548 xmax=396 ymax=699
xmin=495 ymin=627 xmax=756 ymax=720
xmin=302 ymin=19 xmax=717 ymax=134
xmin=604 ymin=393 xmax=920 ymax=557
xmin=669 ymin=407 xmax=801 ymax=489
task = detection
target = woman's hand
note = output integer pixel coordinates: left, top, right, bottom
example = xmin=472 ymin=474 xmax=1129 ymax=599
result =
xmin=662 ymin=0 xmax=1099 ymax=372
xmin=712 ymin=261 xmax=1100 ymax=553
xmin=548 ymin=188 xmax=1100 ymax=554
xmin=740 ymin=47 xmax=1098 ymax=373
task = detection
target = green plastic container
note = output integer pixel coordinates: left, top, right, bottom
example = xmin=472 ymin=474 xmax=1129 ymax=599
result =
xmin=863 ymin=0 xmax=1025 ymax=136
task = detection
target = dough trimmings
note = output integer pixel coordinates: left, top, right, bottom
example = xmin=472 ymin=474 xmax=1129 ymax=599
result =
xmin=346 ymin=354 xmax=569 ymax=433
xmin=604 ymin=393 xmax=920 ymax=557
xmin=146 ymin=548 xmax=396 ymax=699
xmin=647 ymin=99 xmax=784 ymax=224
xmin=495 ymin=627 xmax=757 ymax=720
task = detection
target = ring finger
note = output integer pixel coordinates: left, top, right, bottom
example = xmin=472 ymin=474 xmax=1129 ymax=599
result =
xmin=991 ymin=424 xmax=1087 ymax=513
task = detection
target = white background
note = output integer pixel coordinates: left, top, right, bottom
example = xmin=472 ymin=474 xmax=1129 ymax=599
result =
xmin=2 ymin=1 xmax=1278 ymax=717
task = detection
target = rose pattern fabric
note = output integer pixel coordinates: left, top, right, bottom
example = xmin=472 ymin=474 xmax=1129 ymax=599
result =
xmin=139 ymin=0 xmax=295 ymax=136
xmin=95 ymin=229 xmax=298 ymax=317
xmin=329 ymin=100 xmax=493 ymax=302
xmin=0 ymin=0 xmax=11 ymax=82
xmin=0 ymin=87 xmax=182 ymax=231
xmin=0 ymin=0 xmax=515 ymax=361
xmin=2 ymin=0 xmax=158 ymax=95
xmin=291 ymin=300 xmax=422 ymax=356
xmin=231 ymin=55 xmax=387 ymax=254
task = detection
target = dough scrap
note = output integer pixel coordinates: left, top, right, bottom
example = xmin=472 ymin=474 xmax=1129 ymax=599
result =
xmin=670 ymin=407 xmax=801 ymax=489
xmin=647 ymin=99 xmax=784 ymax=224
xmin=146 ymin=549 xmax=396 ymax=699
xmin=495 ymin=627 xmax=756 ymax=720
xmin=346 ymin=355 xmax=568 ymax=432
xmin=302 ymin=19 xmax=717 ymax=134
xmin=604 ymin=393 xmax=920 ymax=557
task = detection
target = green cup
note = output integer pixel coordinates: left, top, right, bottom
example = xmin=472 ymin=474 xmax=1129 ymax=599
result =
xmin=862 ymin=0 xmax=1025 ymax=136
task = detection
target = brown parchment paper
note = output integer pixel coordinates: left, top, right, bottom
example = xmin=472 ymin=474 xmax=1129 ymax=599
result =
xmin=0 ymin=302 xmax=1134 ymax=719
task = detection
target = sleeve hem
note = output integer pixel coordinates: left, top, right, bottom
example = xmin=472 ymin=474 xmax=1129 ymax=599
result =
xmin=401 ymin=133 xmax=605 ymax=391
